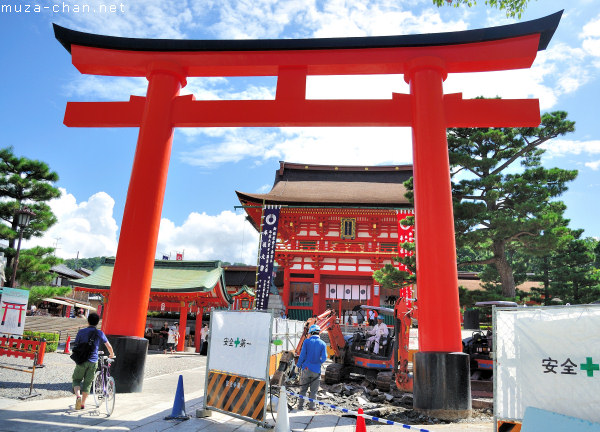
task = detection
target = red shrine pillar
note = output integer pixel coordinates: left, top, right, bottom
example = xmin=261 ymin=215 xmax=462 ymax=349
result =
xmin=104 ymin=64 xmax=185 ymax=392
xmin=406 ymin=58 xmax=470 ymax=418
xmin=195 ymin=307 xmax=203 ymax=353
xmin=178 ymin=302 xmax=187 ymax=352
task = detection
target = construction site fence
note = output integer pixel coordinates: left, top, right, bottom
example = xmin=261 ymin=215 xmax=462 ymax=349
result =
xmin=494 ymin=304 xmax=600 ymax=428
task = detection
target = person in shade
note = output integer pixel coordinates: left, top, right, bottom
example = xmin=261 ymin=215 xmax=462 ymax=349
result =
xmin=72 ymin=312 xmax=115 ymax=410
xmin=297 ymin=324 xmax=327 ymax=411
xmin=200 ymin=323 xmax=209 ymax=355
xmin=159 ymin=321 xmax=169 ymax=354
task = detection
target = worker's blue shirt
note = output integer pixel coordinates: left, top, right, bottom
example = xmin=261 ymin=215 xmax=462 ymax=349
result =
xmin=74 ymin=326 xmax=108 ymax=363
xmin=297 ymin=335 xmax=327 ymax=374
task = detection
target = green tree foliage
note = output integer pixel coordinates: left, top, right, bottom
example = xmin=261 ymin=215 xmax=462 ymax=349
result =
xmin=26 ymin=285 xmax=72 ymax=306
xmin=450 ymin=111 xmax=577 ymax=297
xmin=373 ymin=178 xmax=416 ymax=290
xmin=0 ymin=147 xmax=61 ymax=286
xmin=432 ymin=0 xmax=533 ymax=18
xmin=16 ymin=246 xmax=63 ymax=287
xmin=528 ymin=232 xmax=600 ymax=304
xmin=64 ymin=256 xmax=108 ymax=271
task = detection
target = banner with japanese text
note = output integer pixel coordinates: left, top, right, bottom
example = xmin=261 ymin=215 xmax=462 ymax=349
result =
xmin=255 ymin=205 xmax=280 ymax=310
xmin=495 ymin=305 xmax=600 ymax=424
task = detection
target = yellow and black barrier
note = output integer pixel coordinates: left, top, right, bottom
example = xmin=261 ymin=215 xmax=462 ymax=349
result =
xmin=206 ymin=370 xmax=266 ymax=422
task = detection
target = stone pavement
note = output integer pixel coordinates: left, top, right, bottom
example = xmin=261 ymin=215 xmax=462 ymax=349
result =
xmin=0 ymin=356 xmax=493 ymax=432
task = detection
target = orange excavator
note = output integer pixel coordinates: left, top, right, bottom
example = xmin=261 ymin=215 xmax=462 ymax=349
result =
xmin=271 ymin=297 xmax=417 ymax=393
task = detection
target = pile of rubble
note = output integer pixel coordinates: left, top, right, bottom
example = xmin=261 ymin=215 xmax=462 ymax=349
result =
xmin=297 ymin=380 xmax=493 ymax=426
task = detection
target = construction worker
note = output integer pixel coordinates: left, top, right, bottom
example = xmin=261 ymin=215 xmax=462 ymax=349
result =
xmin=297 ymin=324 xmax=327 ymax=411
xmin=367 ymin=316 xmax=389 ymax=355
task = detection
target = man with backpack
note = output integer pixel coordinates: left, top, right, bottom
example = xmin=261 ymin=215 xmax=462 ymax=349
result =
xmin=71 ymin=312 xmax=115 ymax=410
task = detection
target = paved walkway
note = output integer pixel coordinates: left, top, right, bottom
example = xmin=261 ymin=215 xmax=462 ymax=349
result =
xmin=0 ymin=356 xmax=493 ymax=432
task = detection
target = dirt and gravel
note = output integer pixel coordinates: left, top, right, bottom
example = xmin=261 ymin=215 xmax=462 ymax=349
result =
xmin=0 ymin=350 xmax=204 ymax=400
xmin=284 ymin=374 xmax=493 ymax=427
xmin=1 ymin=349 xmax=493 ymax=428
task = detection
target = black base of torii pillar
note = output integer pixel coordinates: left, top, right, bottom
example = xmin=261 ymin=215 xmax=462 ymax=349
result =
xmin=413 ymin=352 xmax=472 ymax=420
xmin=107 ymin=336 xmax=148 ymax=393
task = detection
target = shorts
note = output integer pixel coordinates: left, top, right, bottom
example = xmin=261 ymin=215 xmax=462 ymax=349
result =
xmin=72 ymin=361 xmax=98 ymax=393
xmin=167 ymin=342 xmax=175 ymax=350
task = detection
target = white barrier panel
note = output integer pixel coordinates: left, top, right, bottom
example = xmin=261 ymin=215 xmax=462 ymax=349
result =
xmin=271 ymin=318 xmax=304 ymax=354
xmin=205 ymin=310 xmax=273 ymax=425
xmin=208 ymin=310 xmax=272 ymax=379
xmin=495 ymin=305 xmax=600 ymax=424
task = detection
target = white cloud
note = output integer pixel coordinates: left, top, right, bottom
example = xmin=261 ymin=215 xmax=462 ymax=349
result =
xmin=56 ymin=0 xmax=195 ymax=38
xmin=178 ymin=126 xmax=412 ymax=168
xmin=443 ymin=42 xmax=591 ymax=111
xmin=25 ymin=189 xmax=260 ymax=264
xmin=585 ymin=160 xmax=600 ymax=170
xmin=27 ymin=188 xmax=119 ymax=259
xmin=541 ymin=139 xmax=600 ymax=158
xmin=156 ymin=211 xmax=259 ymax=264
xmin=65 ymin=76 xmax=148 ymax=100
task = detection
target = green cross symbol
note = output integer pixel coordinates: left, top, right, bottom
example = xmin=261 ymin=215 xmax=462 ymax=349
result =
xmin=580 ymin=357 xmax=599 ymax=377
xmin=234 ymin=337 xmax=240 ymax=348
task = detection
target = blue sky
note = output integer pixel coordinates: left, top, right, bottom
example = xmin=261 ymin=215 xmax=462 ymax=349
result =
xmin=3 ymin=0 xmax=600 ymax=264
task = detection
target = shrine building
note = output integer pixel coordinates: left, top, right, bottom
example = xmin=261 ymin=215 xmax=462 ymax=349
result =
xmin=237 ymin=162 xmax=414 ymax=321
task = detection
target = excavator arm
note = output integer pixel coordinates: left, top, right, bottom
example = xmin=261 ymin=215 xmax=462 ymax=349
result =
xmin=294 ymin=308 xmax=346 ymax=358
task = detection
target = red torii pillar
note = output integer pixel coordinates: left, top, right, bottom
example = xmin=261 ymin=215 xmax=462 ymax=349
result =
xmin=54 ymin=11 xmax=562 ymax=415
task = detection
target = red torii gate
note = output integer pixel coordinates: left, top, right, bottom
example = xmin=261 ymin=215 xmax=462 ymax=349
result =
xmin=54 ymin=11 xmax=561 ymax=416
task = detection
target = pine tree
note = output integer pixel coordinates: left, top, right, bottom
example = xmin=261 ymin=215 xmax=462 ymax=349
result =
xmin=450 ymin=111 xmax=577 ymax=297
xmin=0 ymin=147 xmax=61 ymax=284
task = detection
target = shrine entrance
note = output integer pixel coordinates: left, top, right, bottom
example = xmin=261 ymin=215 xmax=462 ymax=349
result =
xmin=55 ymin=11 xmax=562 ymax=416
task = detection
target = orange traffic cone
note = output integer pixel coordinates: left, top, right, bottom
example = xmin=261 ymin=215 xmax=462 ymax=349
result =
xmin=355 ymin=407 xmax=366 ymax=432
xmin=64 ymin=335 xmax=71 ymax=355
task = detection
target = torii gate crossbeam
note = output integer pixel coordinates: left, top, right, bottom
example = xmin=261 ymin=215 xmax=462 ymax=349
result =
xmin=54 ymin=11 xmax=562 ymax=418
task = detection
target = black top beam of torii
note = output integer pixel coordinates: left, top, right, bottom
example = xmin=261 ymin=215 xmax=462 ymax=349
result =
xmin=54 ymin=10 xmax=561 ymax=53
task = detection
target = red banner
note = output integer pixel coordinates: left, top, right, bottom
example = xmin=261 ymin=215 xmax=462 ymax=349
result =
xmin=396 ymin=211 xmax=414 ymax=308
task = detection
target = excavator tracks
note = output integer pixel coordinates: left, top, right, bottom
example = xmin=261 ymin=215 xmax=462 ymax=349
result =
xmin=325 ymin=363 xmax=348 ymax=384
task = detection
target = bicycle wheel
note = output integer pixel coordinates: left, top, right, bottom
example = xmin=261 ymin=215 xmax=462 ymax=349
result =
xmin=92 ymin=371 xmax=103 ymax=407
xmin=105 ymin=376 xmax=116 ymax=416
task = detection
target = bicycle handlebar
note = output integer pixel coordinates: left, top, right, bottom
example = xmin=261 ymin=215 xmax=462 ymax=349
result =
xmin=97 ymin=351 xmax=116 ymax=362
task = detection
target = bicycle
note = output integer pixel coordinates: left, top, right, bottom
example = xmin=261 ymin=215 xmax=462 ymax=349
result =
xmin=92 ymin=351 xmax=116 ymax=416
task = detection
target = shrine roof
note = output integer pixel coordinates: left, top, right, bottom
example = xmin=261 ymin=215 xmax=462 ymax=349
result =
xmin=53 ymin=11 xmax=561 ymax=53
xmin=50 ymin=264 xmax=84 ymax=279
xmin=236 ymin=162 xmax=412 ymax=207
xmin=232 ymin=285 xmax=256 ymax=297
xmin=73 ymin=258 xmax=230 ymax=299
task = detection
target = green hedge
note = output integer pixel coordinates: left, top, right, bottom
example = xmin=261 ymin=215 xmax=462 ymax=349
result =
xmin=23 ymin=331 xmax=60 ymax=352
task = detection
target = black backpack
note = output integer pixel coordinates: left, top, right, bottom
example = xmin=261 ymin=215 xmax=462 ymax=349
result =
xmin=70 ymin=329 xmax=98 ymax=365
